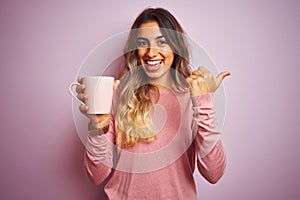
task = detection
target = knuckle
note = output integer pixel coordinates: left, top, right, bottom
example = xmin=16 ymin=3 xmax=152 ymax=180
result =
xmin=76 ymin=86 xmax=82 ymax=93
xmin=197 ymin=76 xmax=204 ymax=81
xmin=77 ymin=94 xmax=85 ymax=101
xmin=192 ymin=80 xmax=198 ymax=85
xmin=204 ymin=74 xmax=211 ymax=79
xmin=79 ymin=105 xmax=85 ymax=112
xmin=76 ymin=84 xmax=85 ymax=93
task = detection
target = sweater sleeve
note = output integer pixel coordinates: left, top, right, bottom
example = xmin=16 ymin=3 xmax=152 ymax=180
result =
xmin=84 ymin=113 xmax=115 ymax=185
xmin=191 ymin=93 xmax=226 ymax=184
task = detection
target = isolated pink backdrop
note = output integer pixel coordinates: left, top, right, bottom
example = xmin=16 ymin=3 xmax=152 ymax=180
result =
xmin=0 ymin=0 xmax=299 ymax=199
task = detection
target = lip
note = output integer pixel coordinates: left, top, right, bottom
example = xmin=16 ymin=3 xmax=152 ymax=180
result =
xmin=145 ymin=59 xmax=163 ymax=65
xmin=144 ymin=59 xmax=163 ymax=73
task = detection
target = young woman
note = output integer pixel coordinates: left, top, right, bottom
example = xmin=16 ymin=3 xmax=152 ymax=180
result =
xmin=76 ymin=7 xmax=230 ymax=199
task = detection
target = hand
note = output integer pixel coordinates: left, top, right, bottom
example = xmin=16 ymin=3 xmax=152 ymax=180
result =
xmin=76 ymin=76 xmax=120 ymax=129
xmin=186 ymin=67 xmax=230 ymax=96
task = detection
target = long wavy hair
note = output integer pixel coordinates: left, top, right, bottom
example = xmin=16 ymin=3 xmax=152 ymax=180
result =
xmin=115 ymin=8 xmax=191 ymax=148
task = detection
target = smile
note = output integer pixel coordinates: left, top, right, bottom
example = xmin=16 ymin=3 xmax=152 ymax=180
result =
xmin=144 ymin=59 xmax=163 ymax=72
xmin=145 ymin=59 xmax=163 ymax=66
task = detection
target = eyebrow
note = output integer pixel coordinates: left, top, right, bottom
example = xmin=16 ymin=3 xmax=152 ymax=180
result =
xmin=137 ymin=35 xmax=165 ymax=40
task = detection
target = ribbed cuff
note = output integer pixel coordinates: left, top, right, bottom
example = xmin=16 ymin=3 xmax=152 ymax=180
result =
xmin=191 ymin=93 xmax=214 ymax=108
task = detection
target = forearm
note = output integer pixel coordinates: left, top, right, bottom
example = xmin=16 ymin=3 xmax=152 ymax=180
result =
xmin=84 ymin=152 xmax=111 ymax=185
xmin=84 ymin=114 xmax=115 ymax=185
xmin=196 ymin=140 xmax=226 ymax=184
xmin=84 ymin=134 xmax=114 ymax=185
xmin=191 ymin=93 xmax=226 ymax=183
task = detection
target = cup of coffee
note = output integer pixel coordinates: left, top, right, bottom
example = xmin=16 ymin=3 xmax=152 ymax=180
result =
xmin=69 ymin=76 xmax=115 ymax=114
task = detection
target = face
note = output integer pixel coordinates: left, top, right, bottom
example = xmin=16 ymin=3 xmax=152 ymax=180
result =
xmin=137 ymin=21 xmax=174 ymax=86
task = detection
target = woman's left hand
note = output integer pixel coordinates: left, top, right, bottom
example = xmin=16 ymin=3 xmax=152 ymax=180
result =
xmin=186 ymin=67 xmax=231 ymax=96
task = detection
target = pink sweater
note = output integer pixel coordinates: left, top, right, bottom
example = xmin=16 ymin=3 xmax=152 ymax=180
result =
xmin=84 ymin=89 xmax=226 ymax=200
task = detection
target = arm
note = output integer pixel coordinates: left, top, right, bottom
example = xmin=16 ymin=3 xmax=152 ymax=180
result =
xmin=84 ymin=113 xmax=115 ymax=185
xmin=191 ymin=93 xmax=226 ymax=184
xmin=78 ymin=79 xmax=120 ymax=185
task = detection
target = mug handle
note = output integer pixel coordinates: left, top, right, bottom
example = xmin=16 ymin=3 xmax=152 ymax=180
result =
xmin=68 ymin=82 xmax=85 ymax=105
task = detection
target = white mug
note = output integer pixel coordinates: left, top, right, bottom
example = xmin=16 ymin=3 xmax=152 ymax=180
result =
xmin=69 ymin=76 xmax=115 ymax=114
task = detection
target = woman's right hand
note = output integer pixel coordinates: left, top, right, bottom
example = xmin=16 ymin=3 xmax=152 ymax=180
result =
xmin=76 ymin=76 xmax=119 ymax=131
xmin=76 ymin=76 xmax=89 ymax=115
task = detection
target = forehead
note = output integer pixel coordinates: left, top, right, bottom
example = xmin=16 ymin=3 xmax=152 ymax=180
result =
xmin=137 ymin=21 xmax=163 ymax=39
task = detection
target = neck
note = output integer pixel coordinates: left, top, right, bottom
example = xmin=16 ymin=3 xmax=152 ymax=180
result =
xmin=148 ymin=75 xmax=174 ymax=91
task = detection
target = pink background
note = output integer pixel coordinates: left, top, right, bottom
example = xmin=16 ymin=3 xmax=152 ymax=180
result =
xmin=1 ymin=0 xmax=299 ymax=199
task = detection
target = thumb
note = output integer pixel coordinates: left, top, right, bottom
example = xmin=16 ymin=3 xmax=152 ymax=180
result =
xmin=216 ymin=71 xmax=231 ymax=89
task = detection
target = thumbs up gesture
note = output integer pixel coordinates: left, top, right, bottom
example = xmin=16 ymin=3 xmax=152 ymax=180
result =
xmin=186 ymin=67 xmax=230 ymax=96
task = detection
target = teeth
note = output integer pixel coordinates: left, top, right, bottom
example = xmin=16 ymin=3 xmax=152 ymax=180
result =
xmin=146 ymin=60 xmax=162 ymax=65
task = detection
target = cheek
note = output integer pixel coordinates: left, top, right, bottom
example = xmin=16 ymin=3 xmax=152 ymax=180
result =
xmin=164 ymin=53 xmax=174 ymax=66
xmin=137 ymin=50 xmax=145 ymax=64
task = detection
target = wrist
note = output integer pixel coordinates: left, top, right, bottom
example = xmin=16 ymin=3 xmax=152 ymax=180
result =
xmin=191 ymin=93 xmax=214 ymax=108
xmin=88 ymin=117 xmax=110 ymax=135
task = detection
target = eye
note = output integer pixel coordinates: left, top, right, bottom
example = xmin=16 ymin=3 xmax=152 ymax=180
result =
xmin=137 ymin=40 xmax=148 ymax=47
xmin=157 ymin=39 xmax=168 ymax=46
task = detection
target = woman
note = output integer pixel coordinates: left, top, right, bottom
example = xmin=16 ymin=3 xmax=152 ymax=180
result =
xmin=76 ymin=7 xmax=230 ymax=199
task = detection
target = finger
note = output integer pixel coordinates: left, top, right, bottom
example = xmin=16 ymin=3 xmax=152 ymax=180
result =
xmin=77 ymin=93 xmax=88 ymax=102
xmin=215 ymin=71 xmax=231 ymax=89
xmin=79 ymin=104 xmax=88 ymax=114
xmin=78 ymin=76 xmax=83 ymax=84
xmin=75 ymin=84 xmax=85 ymax=94
xmin=113 ymin=80 xmax=120 ymax=91
xmin=95 ymin=114 xmax=110 ymax=123
xmin=198 ymin=66 xmax=210 ymax=73
xmin=186 ymin=76 xmax=205 ymax=85
xmin=87 ymin=114 xmax=99 ymax=122
xmin=186 ymin=77 xmax=193 ymax=85
xmin=188 ymin=74 xmax=199 ymax=79
xmin=186 ymin=77 xmax=192 ymax=81
xmin=191 ymin=70 xmax=204 ymax=76
xmin=89 ymin=114 xmax=109 ymax=124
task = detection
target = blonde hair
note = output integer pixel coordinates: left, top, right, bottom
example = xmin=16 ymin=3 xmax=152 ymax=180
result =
xmin=115 ymin=8 xmax=191 ymax=148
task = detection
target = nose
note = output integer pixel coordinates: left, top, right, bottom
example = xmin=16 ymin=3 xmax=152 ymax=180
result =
xmin=146 ymin=46 xmax=158 ymax=58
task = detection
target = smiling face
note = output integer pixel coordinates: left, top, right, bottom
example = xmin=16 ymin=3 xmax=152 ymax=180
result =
xmin=137 ymin=21 xmax=175 ymax=87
